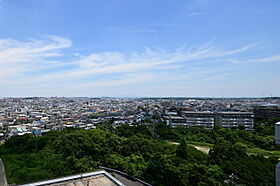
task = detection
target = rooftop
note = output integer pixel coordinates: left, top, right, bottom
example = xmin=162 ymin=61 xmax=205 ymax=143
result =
xmin=21 ymin=171 xmax=124 ymax=186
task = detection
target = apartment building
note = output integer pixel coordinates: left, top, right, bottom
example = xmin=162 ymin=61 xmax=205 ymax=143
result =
xmin=182 ymin=111 xmax=214 ymax=129
xmin=214 ymin=112 xmax=254 ymax=130
xmin=254 ymin=104 xmax=280 ymax=119
xmin=171 ymin=111 xmax=254 ymax=130
xmin=167 ymin=116 xmax=187 ymax=127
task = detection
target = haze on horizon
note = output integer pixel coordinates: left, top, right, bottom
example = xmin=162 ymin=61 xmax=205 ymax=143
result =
xmin=0 ymin=0 xmax=279 ymax=97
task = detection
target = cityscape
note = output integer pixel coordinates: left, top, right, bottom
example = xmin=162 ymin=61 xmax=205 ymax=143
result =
xmin=0 ymin=0 xmax=280 ymax=185
xmin=1 ymin=97 xmax=280 ymax=139
xmin=0 ymin=96 xmax=279 ymax=185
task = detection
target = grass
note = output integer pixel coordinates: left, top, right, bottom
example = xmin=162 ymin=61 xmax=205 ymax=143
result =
xmin=246 ymin=148 xmax=280 ymax=159
xmin=168 ymin=140 xmax=214 ymax=147
xmin=186 ymin=141 xmax=280 ymax=158
xmin=169 ymin=140 xmax=280 ymax=158
xmin=185 ymin=141 xmax=214 ymax=147
xmin=168 ymin=141 xmax=213 ymax=154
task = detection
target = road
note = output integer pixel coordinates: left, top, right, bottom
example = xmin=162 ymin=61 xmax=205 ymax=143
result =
xmin=0 ymin=159 xmax=7 ymax=186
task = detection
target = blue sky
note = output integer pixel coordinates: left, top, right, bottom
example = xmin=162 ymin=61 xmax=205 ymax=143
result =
xmin=0 ymin=0 xmax=279 ymax=97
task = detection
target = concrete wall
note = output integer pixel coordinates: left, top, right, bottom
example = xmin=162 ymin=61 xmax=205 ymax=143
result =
xmin=275 ymin=122 xmax=280 ymax=144
xmin=0 ymin=159 xmax=7 ymax=186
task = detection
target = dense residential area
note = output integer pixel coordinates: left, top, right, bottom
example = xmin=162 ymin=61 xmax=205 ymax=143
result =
xmin=0 ymin=97 xmax=279 ymax=138
xmin=0 ymin=97 xmax=279 ymax=185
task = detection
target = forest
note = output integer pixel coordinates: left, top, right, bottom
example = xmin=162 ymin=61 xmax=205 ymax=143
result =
xmin=0 ymin=118 xmax=279 ymax=185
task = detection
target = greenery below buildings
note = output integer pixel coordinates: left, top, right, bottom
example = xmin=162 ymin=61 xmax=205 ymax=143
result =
xmin=0 ymin=119 xmax=279 ymax=185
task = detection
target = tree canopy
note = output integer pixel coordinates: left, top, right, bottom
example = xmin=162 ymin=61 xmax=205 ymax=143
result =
xmin=0 ymin=125 xmax=278 ymax=185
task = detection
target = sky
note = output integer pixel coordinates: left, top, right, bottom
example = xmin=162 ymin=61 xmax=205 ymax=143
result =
xmin=0 ymin=0 xmax=280 ymax=97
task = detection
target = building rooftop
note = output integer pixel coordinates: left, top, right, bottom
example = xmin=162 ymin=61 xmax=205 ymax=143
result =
xmin=21 ymin=171 xmax=125 ymax=186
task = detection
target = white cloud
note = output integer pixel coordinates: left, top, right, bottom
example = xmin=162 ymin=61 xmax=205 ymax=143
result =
xmin=185 ymin=0 xmax=215 ymax=17
xmin=73 ymin=73 xmax=155 ymax=88
xmin=0 ymin=35 xmax=72 ymax=85
xmin=65 ymin=43 xmax=256 ymax=79
xmin=0 ymin=35 xmax=71 ymax=64
xmin=0 ymin=35 xmax=273 ymax=96
xmin=202 ymin=73 xmax=233 ymax=81
xmin=230 ymin=55 xmax=280 ymax=64
xmin=109 ymin=27 xmax=158 ymax=34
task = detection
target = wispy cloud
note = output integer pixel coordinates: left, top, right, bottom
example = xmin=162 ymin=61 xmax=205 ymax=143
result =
xmin=55 ymin=42 xmax=256 ymax=81
xmin=203 ymin=73 xmax=233 ymax=81
xmin=185 ymin=0 xmax=215 ymax=17
xmin=109 ymin=27 xmax=158 ymax=34
xmin=0 ymin=35 xmax=71 ymax=64
xmin=73 ymin=73 xmax=156 ymax=88
xmin=0 ymin=35 xmax=274 ymax=96
xmin=0 ymin=35 xmax=71 ymax=86
xmin=230 ymin=55 xmax=280 ymax=64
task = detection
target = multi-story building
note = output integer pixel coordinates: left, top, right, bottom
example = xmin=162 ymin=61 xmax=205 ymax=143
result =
xmin=182 ymin=111 xmax=214 ymax=129
xmin=171 ymin=111 xmax=254 ymax=130
xmin=214 ymin=112 xmax=254 ymax=130
xmin=254 ymin=104 xmax=280 ymax=119
xmin=167 ymin=116 xmax=187 ymax=127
